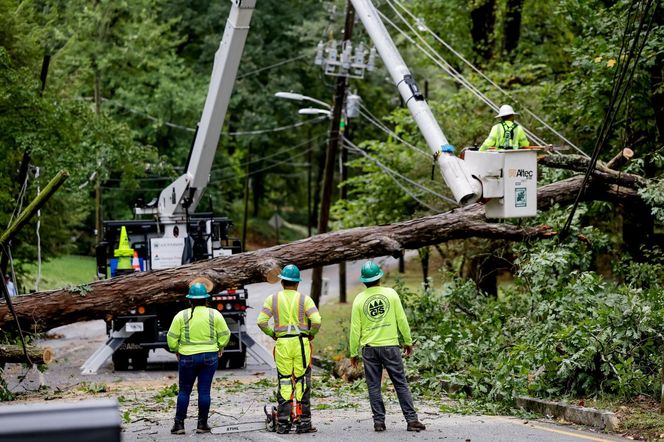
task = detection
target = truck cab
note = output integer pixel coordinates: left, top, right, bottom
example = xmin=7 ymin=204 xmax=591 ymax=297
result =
xmin=95 ymin=217 xmax=248 ymax=370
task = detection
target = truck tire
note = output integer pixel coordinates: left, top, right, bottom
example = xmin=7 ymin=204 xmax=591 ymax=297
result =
xmin=112 ymin=351 xmax=129 ymax=371
xmin=131 ymin=351 xmax=148 ymax=370
xmin=226 ymin=349 xmax=247 ymax=369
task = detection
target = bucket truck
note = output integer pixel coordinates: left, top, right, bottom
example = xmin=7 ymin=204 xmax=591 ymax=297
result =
xmin=83 ymin=0 xmax=539 ymax=375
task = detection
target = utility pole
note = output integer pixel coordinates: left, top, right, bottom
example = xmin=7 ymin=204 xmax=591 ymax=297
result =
xmin=338 ymin=119 xmax=350 ymax=303
xmin=307 ymin=127 xmax=313 ymax=237
xmin=242 ymin=145 xmax=251 ymax=252
xmin=310 ymin=1 xmax=355 ymax=306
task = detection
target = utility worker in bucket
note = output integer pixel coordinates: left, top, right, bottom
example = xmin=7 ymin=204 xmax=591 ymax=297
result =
xmin=257 ymin=264 xmax=322 ymax=434
xmin=349 ymin=261 xmax=426 ymax=433
xmin=480 ymin=104 xmax=530 ymax=151
xmin=167 ymin=281 xmax=231 ymax=435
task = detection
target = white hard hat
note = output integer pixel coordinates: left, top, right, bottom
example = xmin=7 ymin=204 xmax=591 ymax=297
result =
xmin=496 ymin=104 xmax=517 ymax=118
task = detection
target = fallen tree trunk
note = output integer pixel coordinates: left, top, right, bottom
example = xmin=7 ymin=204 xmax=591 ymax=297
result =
xmin=0 ymin=170 xmax=646 ymax=333
xmin=0 ymin=345 xmax=54 ymax=365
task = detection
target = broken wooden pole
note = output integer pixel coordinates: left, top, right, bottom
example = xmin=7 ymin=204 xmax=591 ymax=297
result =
xmin=0 ymin=170 xmax=69 ymax=248
xmin=606 ymin=148 xmax=634 ymax=170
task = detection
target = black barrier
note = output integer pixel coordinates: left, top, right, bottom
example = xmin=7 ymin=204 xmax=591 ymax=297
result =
xmin=0 ymin=398 xmax=121 ymax=442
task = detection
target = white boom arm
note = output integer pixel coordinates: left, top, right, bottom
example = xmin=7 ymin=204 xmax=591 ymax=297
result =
xmin=350 ymin=0 xmax=482 ymax=205
xmin=136 ymin=0 xmax=256 ymax=224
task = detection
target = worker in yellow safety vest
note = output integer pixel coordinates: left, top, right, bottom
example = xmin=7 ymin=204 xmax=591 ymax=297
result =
xmin=256 ymin=264 xmax=322 ymax=434
xmin=350 ymin=261 xmax=426 ymax=433
xmin=167 ymin=282 xmax=231 ymax=435
xmin=480 ymin=104 xmax=530 ymax=151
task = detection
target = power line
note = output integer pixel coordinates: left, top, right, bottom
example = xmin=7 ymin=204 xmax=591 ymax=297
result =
xmin=389 ymin=0 xmax=586 ymax=156
xmin=237 ymin=54 xmax=310 ymax=79
xmin=561 ymin=0 xmax=656 ymax=236
xmin=359 ymin=105 xmax=430 ymax=158
xmin=105 ymin=95 xmax=327 ymax=136
xmin=343 ymin=139 xmax=445 ymax=212
xmin=343 ymin=136 xmax=456 ymax=206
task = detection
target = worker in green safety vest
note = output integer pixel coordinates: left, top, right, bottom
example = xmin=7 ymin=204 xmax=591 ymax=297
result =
xmin=167 ymin=282 xmax=231 ymax=435
xmin=349 ymin=261 xmax=426 ymax=433
xmin=480 ymin=104 xmax=530 ymax=151
xmin=256 ymin=264 xmax=322 ymax=434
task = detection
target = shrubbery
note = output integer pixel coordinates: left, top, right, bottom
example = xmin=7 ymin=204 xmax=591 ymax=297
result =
xmin=402 ymin=236 xmax=664 ymax=403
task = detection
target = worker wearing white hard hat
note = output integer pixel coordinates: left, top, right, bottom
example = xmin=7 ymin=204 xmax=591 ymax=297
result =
xmin=480 ymin=104 xmax=530 ymax=151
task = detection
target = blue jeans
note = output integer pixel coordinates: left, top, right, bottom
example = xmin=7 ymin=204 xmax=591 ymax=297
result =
xmin=175 ymin=352 xmax=218 ymax=420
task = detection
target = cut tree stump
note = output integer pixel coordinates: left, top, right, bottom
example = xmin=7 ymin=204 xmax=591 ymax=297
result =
xmin=0 ymin=162 xmax=649 ymax=333
xmin=0 ymin=345 xmax=54 ymax=365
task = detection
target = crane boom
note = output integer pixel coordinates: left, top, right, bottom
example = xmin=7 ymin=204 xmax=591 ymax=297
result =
xmin=136 ymin=0 xmax=257 ymax=227
xmin=349 ymin=0 xmax=481 ymax=205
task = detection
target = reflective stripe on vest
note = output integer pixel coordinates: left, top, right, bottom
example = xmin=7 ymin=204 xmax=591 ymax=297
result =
xmin=273 ymin=291 xmax=309 ymax=334
xmin=182 ymin=308 xmax=217 ymax=345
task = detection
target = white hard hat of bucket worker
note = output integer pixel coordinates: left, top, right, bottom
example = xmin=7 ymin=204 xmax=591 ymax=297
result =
xmin=495 ymin=104 xmax=518 ymax=119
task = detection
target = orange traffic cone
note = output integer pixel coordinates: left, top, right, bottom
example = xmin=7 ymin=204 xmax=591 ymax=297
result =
xmin=131 ymin=251 xmax=141 ymax=272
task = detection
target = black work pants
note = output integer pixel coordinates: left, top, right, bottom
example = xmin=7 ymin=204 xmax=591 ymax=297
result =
xmin=277 ymin=366 xmax=312 ymax=427
xmin=362 ymin=345 xmax=418 ymax=424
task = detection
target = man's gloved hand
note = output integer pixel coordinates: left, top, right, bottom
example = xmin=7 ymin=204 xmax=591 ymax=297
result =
xmin=403 ymin=345 xmax=413 ymax=357
xmin=350 ymin=356 xmax=359 ymax=368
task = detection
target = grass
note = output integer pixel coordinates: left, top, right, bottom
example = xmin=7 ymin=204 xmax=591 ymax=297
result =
xmin=585 ymin=397 xmax=664 ymax=440
xmin=20 ymin=255 xmax=96 ymax=292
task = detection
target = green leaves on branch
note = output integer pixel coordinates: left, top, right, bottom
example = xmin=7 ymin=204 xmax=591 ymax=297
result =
xmin=402 ymin=240 xmax=664 ymax=403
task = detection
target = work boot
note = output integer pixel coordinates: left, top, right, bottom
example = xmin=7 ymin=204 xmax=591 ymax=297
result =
xmin=276 ymin=424 xmax=291 ymax=434
xmin=295 ymin=423 xmax=318 ymax=433
xmin=374 ymin=422 xmax=386 ymax=432
xmin=406 ymin=420 xmax=426 ymax=432
xmin=196 ymin=417 xmax=211 ymax=433
xmin=170 ymin=418 xmax=185 ymax=435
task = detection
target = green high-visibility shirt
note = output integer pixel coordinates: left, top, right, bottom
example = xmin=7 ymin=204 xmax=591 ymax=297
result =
xmin=349 ymin=286 xmax=412 ymax=357
xmin=256 ymin=289 xmax=322 ymax=338
xmin=167 ymin=306 xmax=231 ymax=355
xmin=480 ymin=120 xmax=530 ymax=151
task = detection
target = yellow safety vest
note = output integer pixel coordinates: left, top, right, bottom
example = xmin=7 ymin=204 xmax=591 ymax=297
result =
xmin=167 ymin=306 xmax=230 ymax=355
xmin=256 ymin=290 xmax=321 ymax=338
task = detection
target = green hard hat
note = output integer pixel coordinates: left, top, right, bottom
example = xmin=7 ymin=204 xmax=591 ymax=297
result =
xmin=279 ymin=264 xmax=302 ymax=282
xmin=186 ymin=282 xmax=210 ymax=299
xmin=359 ymin=261 xmax=384 ymax=283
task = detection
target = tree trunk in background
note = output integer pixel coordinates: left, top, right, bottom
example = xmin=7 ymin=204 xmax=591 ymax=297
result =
xmin=311 ymin=141 xmax=326 ymax=230
xmin=419 ymin=247 xmax=430 ymax=289
xmin=470 ymin=0 xmax=497 ymax=63
xmin=649 ymin=7 xmax=664 ymax=146
xmin=621 ymin=201 xmax=654 ymax=262
xmin=251 ymin=166 xmax=264 ymax=218
xmin=504 ymin=0 xmax=524 ymax=58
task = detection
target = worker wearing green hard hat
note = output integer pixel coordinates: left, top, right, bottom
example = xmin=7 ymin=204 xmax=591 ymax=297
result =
xmin=359 ymin=261 xmax=384 ymax=283
xmin=349 ymin=261 xmax=426 ymax=433
xmin=278 ymin=264 xmax=302 ymax=282
xmin=186 ymin=282 xmax=210 ymax=299
xmin=257 ymin=264 xmax=321 ymax=434
xmin=167 ymin=279 xmax=231 ymax=435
